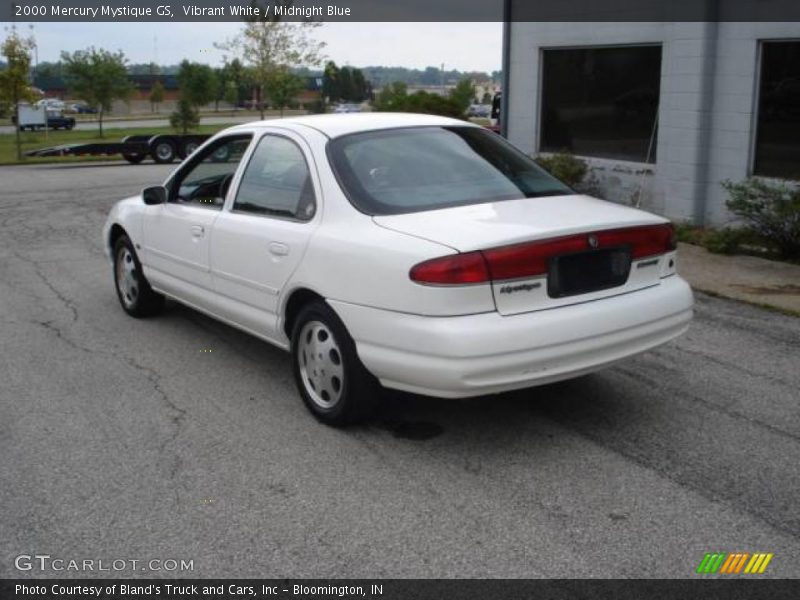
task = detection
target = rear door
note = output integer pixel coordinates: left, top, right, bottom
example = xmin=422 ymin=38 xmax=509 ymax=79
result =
xmin=209 ymin=130 xmax=320 ymax=337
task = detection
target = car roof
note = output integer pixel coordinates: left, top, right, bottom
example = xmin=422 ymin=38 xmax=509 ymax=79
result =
xmin=228 ymin=112 xmax=478 ymax=139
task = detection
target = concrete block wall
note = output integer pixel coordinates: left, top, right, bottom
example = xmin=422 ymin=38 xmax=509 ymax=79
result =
xmin=506 ymin=21 xmax=800 ymax=226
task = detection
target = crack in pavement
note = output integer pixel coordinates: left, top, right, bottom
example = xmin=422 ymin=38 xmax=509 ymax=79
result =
xmin=12 ymin=251 xmax=79 ymax=323
xmin=120 ymin=353 xmax=188 ymax=507
xmin=34 ymin=319 xmax=93 ymax=354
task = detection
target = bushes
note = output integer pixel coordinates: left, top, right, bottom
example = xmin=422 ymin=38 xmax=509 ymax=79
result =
xmin=372 ymin=80 xmax=468 ymax=118
xmin=534 ymin=152 xmax=588 ymax=188
xmin=674 ymin=223 xmax=754 ymax=255
xmin=303 ymin=99 xmax=325 ymax=114
xmin=722 ymin=178 xmax=800 ymax=259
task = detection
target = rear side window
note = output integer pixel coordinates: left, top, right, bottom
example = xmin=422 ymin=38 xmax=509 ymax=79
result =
xmin=233 ymin=135 xmax=316 ymax=220
xmin=327 ymin=126 xmax=571 ymax=216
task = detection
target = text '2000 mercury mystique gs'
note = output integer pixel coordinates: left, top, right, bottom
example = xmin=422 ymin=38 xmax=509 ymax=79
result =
xmin=103 ymin=113 xmax=693 ymax=426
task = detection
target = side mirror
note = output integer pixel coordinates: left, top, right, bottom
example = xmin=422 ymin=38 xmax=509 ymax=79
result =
xmin=142 ymin=185 xmax=167 ymax=205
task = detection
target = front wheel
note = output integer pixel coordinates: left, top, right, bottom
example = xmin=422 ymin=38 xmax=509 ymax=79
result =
xmin=113 ymin=235 xmax=164 ymax=317
xmin=291 ymin=300 xmax=380 ymax=426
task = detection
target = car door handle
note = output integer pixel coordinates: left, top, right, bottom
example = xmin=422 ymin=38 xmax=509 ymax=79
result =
xmin=268 ymin=242 xmax=289 ymax=256
xmin=190 ymin=225 xmax=204 ymax=238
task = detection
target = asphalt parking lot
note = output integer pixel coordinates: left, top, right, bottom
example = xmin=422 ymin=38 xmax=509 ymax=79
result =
xmin=1 ymin=162 xmax=799 ymax=578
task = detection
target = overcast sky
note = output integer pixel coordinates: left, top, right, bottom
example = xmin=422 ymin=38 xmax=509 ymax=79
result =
xmin=17 ymin=22 xmax=502 ymax=73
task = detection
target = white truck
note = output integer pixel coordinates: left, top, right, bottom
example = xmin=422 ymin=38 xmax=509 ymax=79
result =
xmin=14 ymin=103 xmax=76 ymax=131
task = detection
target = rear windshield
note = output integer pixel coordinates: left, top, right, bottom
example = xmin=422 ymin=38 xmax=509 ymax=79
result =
xmin=327 ymin=126 xmax=572 ymax=215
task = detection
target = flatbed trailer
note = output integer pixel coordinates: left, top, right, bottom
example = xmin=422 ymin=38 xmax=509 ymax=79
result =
xmin=25 ymin=133 xmax=212 ymax=164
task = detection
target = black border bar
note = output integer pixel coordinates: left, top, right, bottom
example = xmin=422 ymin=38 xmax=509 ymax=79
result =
xmin=4 ymin=0 xmax=800 ymax=22
xmin=3 ymin=579 xmax=800 ymax=600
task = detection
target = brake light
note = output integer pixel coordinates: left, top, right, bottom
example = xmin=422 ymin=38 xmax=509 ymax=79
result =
xmin=409 ymin=223 xmax=675 ymax=285
xmin=409 ymin=251 xmax=490 ymax=284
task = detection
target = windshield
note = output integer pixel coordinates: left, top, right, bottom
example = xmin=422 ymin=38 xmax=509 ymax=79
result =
xmin=327 ymin=126 xmax=572 ymax=215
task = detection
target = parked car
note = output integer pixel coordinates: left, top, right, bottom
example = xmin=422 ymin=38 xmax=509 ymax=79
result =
xmin=468 ymin=103 xmax=491 ymax=117
xmin=67 ymin=103 xmax=98 ymax=114
xmin=333 ymin=103 xmax=362 ymax=113
xmin=102 ymin=113 xmax=693 ymax=426
xmin=35 ymin=98 xmax=65 ymax=111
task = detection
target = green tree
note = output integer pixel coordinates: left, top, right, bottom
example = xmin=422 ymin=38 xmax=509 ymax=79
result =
xmin=373 ymin=81 xmax=408 ymax=111
xmin=322 ymin=60 xmax=340 ymax=104
xmin=351 ymin=68 xmax=367 ymax=102
xmin=421 ymin=66 xmax=441 ymax=86
xmin=223 ymin=80 xmax=239 ymax=112
xmin=216 ymin=16 xmax=325 ymax=119
xmin=449 ymin=78 xmax=475 ymax=113
xmin=149 ymin=80 xmax=165 ymax=113
xmin=0 ymin=30 xmax=37 ymax=160
xmin=177 ymin=60 xmax=217 ymax=108
xmin=34 ymin=61 xmax=62 ymax=79
xmin=61 ymin=47 xmax=132 ymax=137
xmin=338 ymin=67 xmax=354 ymax=102
xmin=169 ymin=99 xmax=199 ymax=134
xmin=222 ymin=58 xmax=248 ymax=107
xmin=268 ymin=69 xmax=304 ymax=116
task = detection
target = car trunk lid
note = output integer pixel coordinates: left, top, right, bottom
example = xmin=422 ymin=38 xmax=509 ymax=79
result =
xmin=375 ymin=195 xmax=676 ymax=315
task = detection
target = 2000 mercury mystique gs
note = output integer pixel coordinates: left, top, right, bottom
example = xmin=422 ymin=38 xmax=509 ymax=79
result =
xmin=103 ymin=113 xmax=694 ymax=426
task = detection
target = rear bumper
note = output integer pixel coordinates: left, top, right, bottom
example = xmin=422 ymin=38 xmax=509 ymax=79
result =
xmin=329 ymin=276 xmax=693 ymax=398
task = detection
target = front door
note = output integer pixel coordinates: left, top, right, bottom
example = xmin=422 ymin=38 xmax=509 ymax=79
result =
xmin=141 ymin=135 xmax=252 ymax=306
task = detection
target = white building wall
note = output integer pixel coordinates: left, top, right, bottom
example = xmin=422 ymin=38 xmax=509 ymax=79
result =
xmin=506 ymin=21 xmax=800 ymax=226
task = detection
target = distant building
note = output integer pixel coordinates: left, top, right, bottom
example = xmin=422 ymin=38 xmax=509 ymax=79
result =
xmin=503 ymin=22 xmax=800 ymax=225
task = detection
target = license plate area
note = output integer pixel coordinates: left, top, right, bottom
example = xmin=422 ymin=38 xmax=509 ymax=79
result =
xmin=548 ymin=247 xmax=632 ymax=298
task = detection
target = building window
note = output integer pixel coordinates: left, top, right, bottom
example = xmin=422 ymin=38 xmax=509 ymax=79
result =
xmin=540 ymin=45 xmax=662 ymax=163
xmin=754 ymin=41 xmax=800 ymax=180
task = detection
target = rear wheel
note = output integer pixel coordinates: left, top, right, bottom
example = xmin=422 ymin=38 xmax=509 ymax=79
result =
xmin=151 ymin=139 xmax=176 ymax=164
xmin=182 ymin=140 xmax=200 ymax=158
xmin=113 ymin=235 xmax=164 ymax=317
xmin=291 ymin=300 xmax=380 ymax=426
xmin=210 ymin=145 xmax=231 ymax=162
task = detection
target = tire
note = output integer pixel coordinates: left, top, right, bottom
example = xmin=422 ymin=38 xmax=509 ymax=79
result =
xmin=291 ymin=300 xmax=380 ymax=426
xmin=182 ymin=140 xmax=200 ymax=159
xmin=210 ymin=145 xmax=231 ymax=163
xmin=113 ymin=235 xmax=164 ymax=318
xmin=151 ymin=139 xmax=176 ymax=164
xmin=123 ymin=153 xmax=145 ymax=164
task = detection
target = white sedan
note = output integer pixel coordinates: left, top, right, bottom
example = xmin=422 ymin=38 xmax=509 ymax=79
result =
xmin=103 ymin=113 xmax=693 ymax=426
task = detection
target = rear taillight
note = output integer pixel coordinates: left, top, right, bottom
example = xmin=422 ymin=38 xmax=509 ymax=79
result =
xmin=409 ymin=251 xmax=490 ymax=285
xmin=409 ymin=223 xmax=676 ymax=285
